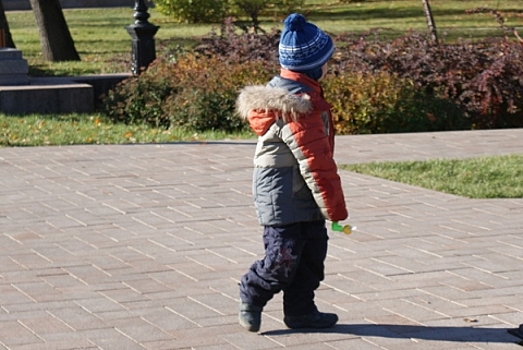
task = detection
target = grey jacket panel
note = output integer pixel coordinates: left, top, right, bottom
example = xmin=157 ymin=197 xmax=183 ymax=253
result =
xmin=238 ymin=78 xmax=326 ymax=226
xmin=253 ymin=166 xmax=323 ymax=226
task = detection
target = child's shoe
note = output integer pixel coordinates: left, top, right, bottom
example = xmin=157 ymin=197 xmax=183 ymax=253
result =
xmin=239 ymin=303 xmax=262 ymax=332
xmin=283 ymin=309 xmax=338 ymax=329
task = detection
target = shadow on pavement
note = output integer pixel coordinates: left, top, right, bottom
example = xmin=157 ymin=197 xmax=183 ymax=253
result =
xmin=262 ymin=324 xmax=523 ymax=344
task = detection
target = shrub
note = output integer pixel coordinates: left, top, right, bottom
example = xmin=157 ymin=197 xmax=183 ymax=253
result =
xmin=323 ymin=71 xmax=470 ymax=134
xmin=165 ymin=55 xmax=274 ymax=131
xmin=232 ymin=0 xmax=269 ymax=28
xmin=101 ymin=67 xmax=176 ymax=128
xmin=102 ymin=53 xmax=275 ymax=132
xmin=103 ymin=20 xmax=522 ymax=134
xmin=194 ymin=17 xmax=281 ymax=63
xmin=335 ymin=32 xmax=523 ymax=129
xmin=103 ymin=21 xmax=282 ymax=132
xmin=231 ymin=0 xmax=305 ymax=22
xmin=154 ymin=0 xmax=229 ymax=23
xmin=272 ymin=0 xmax=306 ymax=15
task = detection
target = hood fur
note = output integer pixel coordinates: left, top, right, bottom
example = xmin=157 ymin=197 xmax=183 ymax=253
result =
xmin=236 ymin=85 xmax=312 ymax=121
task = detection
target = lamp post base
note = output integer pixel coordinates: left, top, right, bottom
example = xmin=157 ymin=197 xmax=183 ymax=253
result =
xmin=126 ymin=24 xmax=159 ymax=75
xmin=127 ymin=0 xmax=159 ymax=75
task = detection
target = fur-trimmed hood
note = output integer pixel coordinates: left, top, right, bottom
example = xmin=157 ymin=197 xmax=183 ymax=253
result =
xmin=236 ymin=70 xmax=331 ymax=137
xmin=236 ymin=85 xmax=312 ymax=122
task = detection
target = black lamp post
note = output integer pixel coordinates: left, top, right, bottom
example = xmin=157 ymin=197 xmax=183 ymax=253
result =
xmin=126 ymin=0 xmax=159 ymax=75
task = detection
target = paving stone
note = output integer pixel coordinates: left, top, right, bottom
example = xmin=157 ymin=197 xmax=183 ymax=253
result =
xmin=1 ymin=131 xmax=522 ymax=349
xmin=47 ymin=307 xmax=108 ymax=331
xmin=0 ymin=320 xmax=43 ymax=347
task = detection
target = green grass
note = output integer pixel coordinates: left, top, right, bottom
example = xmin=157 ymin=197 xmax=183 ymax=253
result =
xmin=5 ymin=1 xmax=522 ymax=76
xmin=304 ymin=0 xmax=522 ymax=41
xmin=6 ymin=7 xmax=213 ymax=76
xmin=341 ymin=155 xmax=523 ymax=198
xmin=0 ymin=114 xmax=255 ymax=146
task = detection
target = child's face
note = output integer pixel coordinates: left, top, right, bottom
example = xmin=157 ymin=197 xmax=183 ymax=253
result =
xmin=319 ymin=63 xmax=328 ymax=81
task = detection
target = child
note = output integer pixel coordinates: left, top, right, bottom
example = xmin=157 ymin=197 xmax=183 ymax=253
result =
xmin=235 ymin=13 xmax=348 ymax=332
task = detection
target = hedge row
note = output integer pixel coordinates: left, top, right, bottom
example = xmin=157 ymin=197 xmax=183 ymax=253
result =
xmin=102 ymin=22 xmax=523 ymax=134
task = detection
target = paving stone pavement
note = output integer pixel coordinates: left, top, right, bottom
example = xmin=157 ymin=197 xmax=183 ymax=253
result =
xmin=1 ymin=129 xmax=523 ymax=349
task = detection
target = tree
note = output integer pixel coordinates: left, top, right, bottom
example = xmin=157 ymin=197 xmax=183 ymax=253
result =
xmin=155 ymin=0 xmax=228 ymax=23
xmin=0 ymin=0 xmax=16 ymax=48
xmin=421 ymin=0 xmax=438 ymax=44
xmin=234 ymin=0 xmax=268 ymax=32
xmin=232 ymin=0 xmax=304 ymax=33
xmin=29 ymin=0 xmax=80 ymax=61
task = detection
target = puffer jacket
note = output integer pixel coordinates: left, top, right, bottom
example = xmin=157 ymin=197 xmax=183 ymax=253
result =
xmin=236 ymin=69 xmax=348 ymax=226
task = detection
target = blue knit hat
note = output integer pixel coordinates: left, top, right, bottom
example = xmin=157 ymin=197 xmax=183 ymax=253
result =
xmin=278 ymin=13 xmax=334 ymax=72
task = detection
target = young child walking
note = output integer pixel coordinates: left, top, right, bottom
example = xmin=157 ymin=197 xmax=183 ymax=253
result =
xmin=236 ymin=13 xmax=348 ymax=332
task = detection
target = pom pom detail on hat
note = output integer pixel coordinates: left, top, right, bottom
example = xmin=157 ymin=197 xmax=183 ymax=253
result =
xmin=285 ymin=13 xmax=307 ymax=31
xmin=279 ymin=13 xmax=334 ymax=72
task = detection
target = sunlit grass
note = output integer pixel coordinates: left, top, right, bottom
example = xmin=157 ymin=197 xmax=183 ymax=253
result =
xmin=341 ymin=155 xmax=523 ymax=198
xmin=0 ymin=114 xmax=255 ymax=147
xmin=6 ymin=7 xmax=213 ymax=75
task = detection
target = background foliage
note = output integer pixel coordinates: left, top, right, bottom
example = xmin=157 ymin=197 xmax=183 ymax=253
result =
xmin=154 ymin=0 xmax=228 ymax=23
xmin=6 ymin=1 xmax=521 ymax=75
xmin=102 ymin=52 xmax=274 ymax=132
xmin=153 ymin=0 xmax=307 ymax=23
xmin=103 ymin=19 xmax=522 ymax=134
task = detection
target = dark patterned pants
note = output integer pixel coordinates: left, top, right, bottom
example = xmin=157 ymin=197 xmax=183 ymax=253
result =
xmin=239 ymin=220 xmax=328 ymax=316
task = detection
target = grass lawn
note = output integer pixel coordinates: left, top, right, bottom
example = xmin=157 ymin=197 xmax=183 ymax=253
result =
xmin=0 ymin=114 xmax=255 ymax=146
xmin=341 ymin=154 xmax=523 ymax=199
xmin=5 ymin=7 xmax=214 ymax=76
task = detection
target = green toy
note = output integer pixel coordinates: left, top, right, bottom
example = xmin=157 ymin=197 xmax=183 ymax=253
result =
xmin=331 ymin=222 xmax=356 ymax=235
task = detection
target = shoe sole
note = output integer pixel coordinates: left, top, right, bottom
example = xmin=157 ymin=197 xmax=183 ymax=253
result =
xmin=284 ymin=315 xmax=338 ymax=329
xmin=285 ymin=322 xmax=337 ymax=329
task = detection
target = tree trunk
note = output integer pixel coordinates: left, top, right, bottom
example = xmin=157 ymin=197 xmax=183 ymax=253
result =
xmin=422 ymin=0 xmax=438 ymax=44
xmin=0 ymin=0 xmax=16 ymax=48
xmin=28 ymin=0 xmax=80 ymax=61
